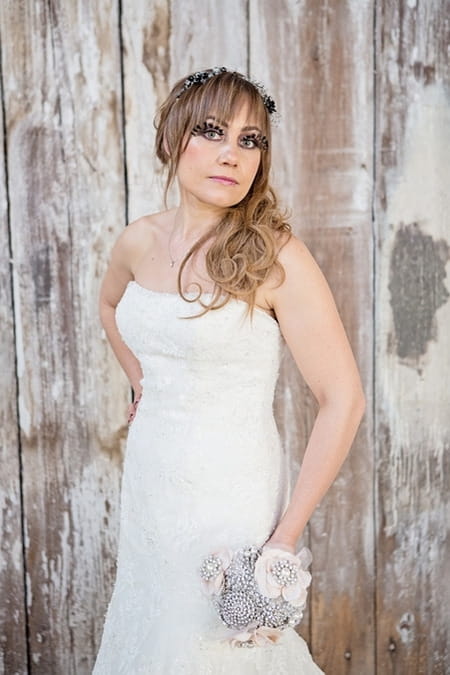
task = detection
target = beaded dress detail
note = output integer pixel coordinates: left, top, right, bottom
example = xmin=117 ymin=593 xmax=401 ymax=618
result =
xmin=92 ymin=280 xmax=323 ymax=674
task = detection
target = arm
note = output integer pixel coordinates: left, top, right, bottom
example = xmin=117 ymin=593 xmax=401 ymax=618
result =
xmin=265 ymin=236 xmax=366 ymax=552
xmin=99 ymin=220 xmax=149 ymax=398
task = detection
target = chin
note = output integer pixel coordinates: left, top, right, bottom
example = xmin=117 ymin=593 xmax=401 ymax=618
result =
xmin=201 ymin=189 xmax=249 ymax=209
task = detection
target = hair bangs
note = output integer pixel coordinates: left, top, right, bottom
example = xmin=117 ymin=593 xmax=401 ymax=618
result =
xmin=181 ymin=72 xmax=270 ymax=138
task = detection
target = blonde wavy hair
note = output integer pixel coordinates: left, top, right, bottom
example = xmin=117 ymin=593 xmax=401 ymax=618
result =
xmin=154 ymin=69 xmax=291 ymax=318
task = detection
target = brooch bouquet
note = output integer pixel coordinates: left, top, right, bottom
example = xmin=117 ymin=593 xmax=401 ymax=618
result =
xmin=199 ymin=544 xmax=312 ymax=647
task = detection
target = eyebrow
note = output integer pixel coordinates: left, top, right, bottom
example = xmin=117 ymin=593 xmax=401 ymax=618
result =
xmin=206 ymin=115 xmax=263 ymax=134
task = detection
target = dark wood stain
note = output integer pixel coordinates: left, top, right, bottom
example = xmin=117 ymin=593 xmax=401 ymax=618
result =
xmin=142 ymin=2 xmax=171 ymax=106
xmin=388 ymin=222 xmax=449 ymax=363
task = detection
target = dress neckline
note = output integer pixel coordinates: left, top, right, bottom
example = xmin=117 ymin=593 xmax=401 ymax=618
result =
xmin=128 ymin=280 xmax=280 ymax=330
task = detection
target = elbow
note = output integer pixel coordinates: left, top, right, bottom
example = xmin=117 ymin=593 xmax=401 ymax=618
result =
xmin=99 ymin=298 xmax=116 ymax=330
xmin=318 ymin=381 xmax=366 ymax=422
xmin=98 ymin=300 xmax=108 ymax=327
xmin=353 ymin=386 xmax=366 ymax=423
xmin=345 ymin=377 xmax=366 ymax=427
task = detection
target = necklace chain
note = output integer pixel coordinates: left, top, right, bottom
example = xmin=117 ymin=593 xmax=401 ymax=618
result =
xmin=167 ymin=213 xmax=201 ymax=268
xmin=167 ymin=215 xmax=181 ymax=267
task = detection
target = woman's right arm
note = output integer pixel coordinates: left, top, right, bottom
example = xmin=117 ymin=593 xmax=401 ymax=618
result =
xmin=99 ymin=222 xmax=145 ymax=398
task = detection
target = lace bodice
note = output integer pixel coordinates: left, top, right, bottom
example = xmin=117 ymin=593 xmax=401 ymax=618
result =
xmin=116 ymin=281 xmax=282 ymax=411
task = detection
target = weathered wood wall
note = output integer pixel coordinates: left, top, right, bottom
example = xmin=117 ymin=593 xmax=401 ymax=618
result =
xmin=0 ymin=1 xmax=448 ymax=673
xmin=0 ymin=2 xmax=129 ymax=672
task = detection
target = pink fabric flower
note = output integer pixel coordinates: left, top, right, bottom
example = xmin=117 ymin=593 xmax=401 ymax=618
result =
xmin=199 ymin=548 xmax=233 ymax=596
xmin=254 ymin=546 xmax=312 ymax=607
xmin=226 ymin=624 xmax=283 ymax=647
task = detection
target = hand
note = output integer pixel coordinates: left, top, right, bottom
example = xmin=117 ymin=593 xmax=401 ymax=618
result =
xmin=127 ymin=394 xmax=141 ymax=425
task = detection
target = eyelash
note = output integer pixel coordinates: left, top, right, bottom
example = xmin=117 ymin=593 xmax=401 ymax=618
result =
xmin=192 ymin=122 xmax=224 ymax=139
xmin=191 ymin=122 xmax=268 ymax=151
xmin=241 ymin=133 xmax=269 ymax=152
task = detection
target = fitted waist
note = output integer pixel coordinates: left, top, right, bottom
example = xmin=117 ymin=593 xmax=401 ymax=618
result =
xmin=139 ymin=372 xmax=277 ymax=411
xmin=138 ymin=386 xmax=275 ymax=422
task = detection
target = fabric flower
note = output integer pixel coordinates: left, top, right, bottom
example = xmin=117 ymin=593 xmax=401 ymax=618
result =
xmin=226 ymin=623 xmax=283 ymax=648
xmin=254 ymin=546 xmax=312 ymax=607
xmin=199 ymin=548 xmax=232 ymax=595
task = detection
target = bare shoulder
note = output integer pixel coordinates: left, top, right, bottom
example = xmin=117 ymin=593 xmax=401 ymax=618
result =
xmin=263 ymin=233 xmax=325 ymax=306
xmin=114 ymin=211 xmax=169 ymax=252
xmin=277 ymin=232 xmax=313 ymax=265
xmin=100 ymin=210 xmax=173 ymax=307
xmin=111 ymin=210 xmax=173 ymax=270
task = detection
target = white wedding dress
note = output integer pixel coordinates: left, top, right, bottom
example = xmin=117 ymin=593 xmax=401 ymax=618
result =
xmin=93 ymin=280 xmax=324 ymax=674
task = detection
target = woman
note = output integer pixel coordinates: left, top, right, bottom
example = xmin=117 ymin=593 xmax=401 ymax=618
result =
xmin=93 ymin=68 xmax=365 ymax=674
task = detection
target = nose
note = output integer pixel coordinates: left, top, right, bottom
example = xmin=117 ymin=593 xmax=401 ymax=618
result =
xmin=217 ymin=142 xmax=238 ymax=166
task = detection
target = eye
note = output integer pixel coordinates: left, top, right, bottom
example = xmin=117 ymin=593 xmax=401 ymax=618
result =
xmin=240 ymin=135 xmax=258 ymax=149
xmin=240 ymin=133 xmax=268 ymax=151
xmin=204 ymin=128 xmax=222 ymax=140
xmin=192 ymin=121 xmax=225 ymax=140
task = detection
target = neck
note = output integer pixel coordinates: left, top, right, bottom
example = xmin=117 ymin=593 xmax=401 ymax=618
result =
xmin=173 ymin=193 xmax=225 ymax=240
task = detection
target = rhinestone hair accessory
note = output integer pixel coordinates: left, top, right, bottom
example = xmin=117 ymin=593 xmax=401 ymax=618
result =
xmin=199 ymin=544 xmax=312 ymax=648
xmin=175 ymin=67 xmax=278 ymax=118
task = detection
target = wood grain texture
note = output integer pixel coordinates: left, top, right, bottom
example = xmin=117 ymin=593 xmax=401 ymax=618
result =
xmin=121 ymin=0 xmax=171 ymax=220
xmin=169 ymin=0 xmax=248 ymax=80
xmin=0 ymin=1 xmax=128 ymax=672
xmin=374 ymin=0 xmax=450 ymax=672
xmin=250 ymin=0 xmax=375 ymax=672
xmin=0 ymin=38 xmax=28 ymax=675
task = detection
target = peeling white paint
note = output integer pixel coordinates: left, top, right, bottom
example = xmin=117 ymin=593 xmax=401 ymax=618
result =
xmin=380 ymin=84 xmax=450 ymax=446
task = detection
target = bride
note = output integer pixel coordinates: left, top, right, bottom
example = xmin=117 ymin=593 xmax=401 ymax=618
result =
xmin=93 ymin=67 xmax=365 ymax=674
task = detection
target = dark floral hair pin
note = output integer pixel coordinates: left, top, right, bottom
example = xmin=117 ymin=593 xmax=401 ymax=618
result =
xmin=176 ymin=67 xmax=228 ymax=96
xmin=175 ymin=67 xmax=278 ymax=119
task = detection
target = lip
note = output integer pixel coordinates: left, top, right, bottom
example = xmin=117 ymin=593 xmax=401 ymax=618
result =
xmin=208 ymin=175 xmax=239 ymax=185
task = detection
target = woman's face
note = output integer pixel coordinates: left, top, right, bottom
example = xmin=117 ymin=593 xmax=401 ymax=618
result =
xmin=176 ymin=102 xmax=266 ymax=210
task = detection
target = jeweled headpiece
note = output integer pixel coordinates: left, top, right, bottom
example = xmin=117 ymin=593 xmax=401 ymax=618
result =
xmin=175 ymin=67 xmax=277 ymax=117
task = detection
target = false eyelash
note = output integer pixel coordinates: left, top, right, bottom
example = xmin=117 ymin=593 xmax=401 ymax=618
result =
xmin=191 ymin=121 xmax=225 ymax=136
xmin=242 ymin=133 xmax=269 ymax=151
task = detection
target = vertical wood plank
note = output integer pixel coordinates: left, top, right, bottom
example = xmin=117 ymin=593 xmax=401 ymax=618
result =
xmin=375 ymin=1 xmax=450 ymax=672
xmin=122 ymin=0 xmax=249 ymax=222
xmin=169 ymin=0 xmax=248 ymax=80
xmin=250 ymin=1 xmax=375 ymax=672
xmin=168 ymin=0 xmax=248 ymax=210
xmin=1 ymin=2 xmax=128 ymax=672
xmin=121 ymin=0 xmax=171 ymax=220
xmin=0 ymin=37 xmax=27 ymax=675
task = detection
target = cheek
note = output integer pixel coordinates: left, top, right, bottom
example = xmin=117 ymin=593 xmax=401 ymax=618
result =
xmin=180 ymin=137 xmax=207 ymax=166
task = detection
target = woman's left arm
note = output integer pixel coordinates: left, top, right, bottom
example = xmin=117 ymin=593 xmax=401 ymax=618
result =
xmin=265 ymin=236 xmax=366 ymax=553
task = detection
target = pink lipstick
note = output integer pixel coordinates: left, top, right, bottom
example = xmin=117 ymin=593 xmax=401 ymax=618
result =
xmin=209 ymin=176 xmax=238 ymax=185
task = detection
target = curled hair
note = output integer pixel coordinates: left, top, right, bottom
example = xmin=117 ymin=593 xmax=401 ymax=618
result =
xmin=154 ymin=69 xmax=291 ymax=318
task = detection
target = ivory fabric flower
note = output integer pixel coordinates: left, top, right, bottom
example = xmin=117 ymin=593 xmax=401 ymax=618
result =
xmin=254 ymin=546 xmax=312 ymax=607
xmin=199 ymin=548 xmax=233 ymax=595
